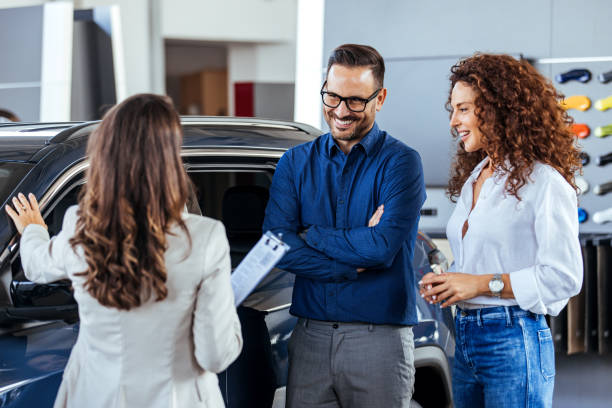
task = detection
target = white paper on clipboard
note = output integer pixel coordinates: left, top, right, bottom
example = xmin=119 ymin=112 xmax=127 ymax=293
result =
xmin=231 ymin=231 xmax=290 ymax=306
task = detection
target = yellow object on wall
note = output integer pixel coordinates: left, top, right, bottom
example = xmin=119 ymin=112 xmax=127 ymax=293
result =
xmin=560 ymin=95 xmax=591 ymax=111
xmin=595 ymin=95 xmax=612 ymax=111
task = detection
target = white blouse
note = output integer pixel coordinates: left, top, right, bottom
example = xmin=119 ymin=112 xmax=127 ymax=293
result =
xmin=20 ymin=206 xmax=242 ymax=408
xmin=446 ymin=157 xmax=583 ymax=316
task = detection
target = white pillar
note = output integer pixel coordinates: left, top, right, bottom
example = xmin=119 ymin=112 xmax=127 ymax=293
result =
xmin=294 ymin=0 xmax=325 ymax=129
xmin=40 ymin=1 xmax=73 ymax=121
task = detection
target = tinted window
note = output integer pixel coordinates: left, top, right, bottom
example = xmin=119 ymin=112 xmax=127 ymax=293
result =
xmin=188 ymin=170 xmax=272 ymax=268
xmin=0 ymin=162 xmax=34 ymax=205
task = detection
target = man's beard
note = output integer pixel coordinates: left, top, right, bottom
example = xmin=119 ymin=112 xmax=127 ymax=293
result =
xmin=332 ymin=128 xmax=360 ymax=141
xmin=326 ymin=113 xmax=364 ymax=141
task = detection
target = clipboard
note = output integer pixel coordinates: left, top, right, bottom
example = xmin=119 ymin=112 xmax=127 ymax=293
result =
xmin=231 ymin=231 xmax=290 ymax=307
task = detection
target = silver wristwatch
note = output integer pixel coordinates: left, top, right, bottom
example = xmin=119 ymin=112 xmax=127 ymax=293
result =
xmin=488 ymin=273 xmax=504 ymax=298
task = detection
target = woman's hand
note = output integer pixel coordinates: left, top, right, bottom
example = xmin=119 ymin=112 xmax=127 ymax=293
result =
xmin=418 ymin=272 xmax=439 ymax=303
xmin=419 ymin=272 xmax=487 ymax=308
xmin=5 ymin=193 xmax=47 ymax=234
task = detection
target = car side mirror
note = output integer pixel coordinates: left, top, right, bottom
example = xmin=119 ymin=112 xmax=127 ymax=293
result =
xmin=0 ymin=280 xmax=78 ymax=324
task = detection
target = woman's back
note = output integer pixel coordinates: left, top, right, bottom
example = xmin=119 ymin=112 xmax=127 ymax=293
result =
xmin=20 ymin=206 xmax=242 ymax=408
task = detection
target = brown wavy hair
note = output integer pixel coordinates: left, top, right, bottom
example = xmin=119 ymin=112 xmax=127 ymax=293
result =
xmin=70 ymin=94 xmax=190 ymax=310
xmin=446 ymin=53 xmax=581 ymax=202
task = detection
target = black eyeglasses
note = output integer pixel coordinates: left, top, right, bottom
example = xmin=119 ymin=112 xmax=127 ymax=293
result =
xmin=320 ymin=81 xmax=382 ymax=113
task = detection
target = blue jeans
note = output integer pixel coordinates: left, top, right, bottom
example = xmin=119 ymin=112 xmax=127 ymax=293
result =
xmin=453 ymin=305 xmax=555 ymax=408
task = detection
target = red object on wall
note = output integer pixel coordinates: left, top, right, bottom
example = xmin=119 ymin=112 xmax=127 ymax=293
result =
xmin=234 ymin=82 xmax=254 ymax=117
xmin=571 ymin=123 xmax=590 ymax=139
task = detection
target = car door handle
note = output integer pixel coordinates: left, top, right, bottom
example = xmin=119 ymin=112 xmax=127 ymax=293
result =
xmin=595 ymin=95 xmax=612 ymax=111
xmin=595 ymin=124 xmax=612 ymax=138
xmin=578 ymin=207 xmax=588 ymax=223
xmin=596 ymin=152 xmax=612 ymax=166
xmin=598 ymin=69 xmax=612 ymax=84
xmin=580 ymin=152 xmax=590 ymax=166
xmin=560 ymin=95 xmax=591 ymax=111
xmin=571 ymin=123 xmax=590 ymax=138
xmin=593 ymin=207 xmax=612 ymax=224
xmin=555 ymin=69 xmax=591 ymax=84
xmin=593 ymin=181 xmax=612 ymax=196
xmin=576 ymin=175 xmax=589 ymax=194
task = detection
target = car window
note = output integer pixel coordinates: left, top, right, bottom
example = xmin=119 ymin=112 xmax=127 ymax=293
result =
xmin=10 ymin=182 xmax=82 ymax=284
xmin=0 ymin=162 xmax=35 ymax=206
xmin=188 ymin=170 xmax=272 ymax=268
xmin=45 ymin=184 xmax=82 ymax=237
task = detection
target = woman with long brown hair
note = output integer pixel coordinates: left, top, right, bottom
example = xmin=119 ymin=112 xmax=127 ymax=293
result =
xmin=420 ymin=54 xmax=583 ymax=407
xmin=6 ymin=93 xmax=242 ymax=408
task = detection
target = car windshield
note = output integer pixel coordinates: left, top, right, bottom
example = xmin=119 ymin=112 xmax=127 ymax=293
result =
xmin=0 ymin=162 xmax=34 ymax=205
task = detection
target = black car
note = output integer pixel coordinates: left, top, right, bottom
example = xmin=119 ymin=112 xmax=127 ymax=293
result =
xmin=0 ymin=117 xmax=454 ymax=408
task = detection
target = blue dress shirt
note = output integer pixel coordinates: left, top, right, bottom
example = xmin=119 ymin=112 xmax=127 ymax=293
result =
xmin=263 ymin=122 xmax=425 ymax=325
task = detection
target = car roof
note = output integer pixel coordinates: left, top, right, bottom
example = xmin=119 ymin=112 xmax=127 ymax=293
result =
xmin=0 ymin=117 xmax=322 ymax=162
xmin=0 ymin=123 xmax=81 ymax=161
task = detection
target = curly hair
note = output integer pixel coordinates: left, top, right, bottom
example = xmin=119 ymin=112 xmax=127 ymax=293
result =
xmin=446 ymin=53 xmax=581 ymax=202
xmin=70 ymin=94 xmax=190 ymax=310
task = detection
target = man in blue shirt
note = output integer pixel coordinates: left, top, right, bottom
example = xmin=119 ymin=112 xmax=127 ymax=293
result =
xmin=263 ymin=44 xmax=425 ymax=407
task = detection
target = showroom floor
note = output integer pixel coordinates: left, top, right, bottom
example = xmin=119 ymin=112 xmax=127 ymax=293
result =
xmin=554 ymin=354 xmax=612 ymax=407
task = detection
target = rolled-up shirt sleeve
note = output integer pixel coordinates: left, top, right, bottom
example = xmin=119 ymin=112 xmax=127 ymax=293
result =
xmin=510 ymin=176 xmax=583 ymax=316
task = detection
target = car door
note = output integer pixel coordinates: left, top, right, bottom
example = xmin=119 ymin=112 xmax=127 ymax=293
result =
xmin=182 ymin=152 xmax=295 ymax=407
xmin=0 ymin=168 xmax=85 ymax=408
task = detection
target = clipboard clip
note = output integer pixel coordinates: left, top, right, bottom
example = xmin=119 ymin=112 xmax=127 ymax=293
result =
xmin=264 ymin=231 xmax=289 ymax=251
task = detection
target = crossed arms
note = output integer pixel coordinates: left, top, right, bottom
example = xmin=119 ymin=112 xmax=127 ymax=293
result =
xmin=262 ymin=149 xmax=425 ymax=282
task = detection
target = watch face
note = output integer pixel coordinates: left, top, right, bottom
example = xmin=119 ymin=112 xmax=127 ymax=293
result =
xmin=489 ymin=279 xmax=504 ymax=292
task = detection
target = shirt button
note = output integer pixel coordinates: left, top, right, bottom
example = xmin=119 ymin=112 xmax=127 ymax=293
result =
xmin=338 ymin=199 xmax=345 ymax=205
xmin=333 ymin=323 xmax=339 ymax=329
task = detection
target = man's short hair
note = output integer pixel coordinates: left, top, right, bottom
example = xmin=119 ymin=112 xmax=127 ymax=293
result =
xmin=326 ymin=44 xmax=385 ymax=88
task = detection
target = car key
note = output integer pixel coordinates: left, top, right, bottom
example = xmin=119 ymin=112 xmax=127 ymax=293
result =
xmin=598 ymin=69 xmax=612 ymax=84
xmin=595 ymin=124 xmax=612 ymax=138
xmin=560 ymin=95 xmax=591 ymax=111
xmin=572 ymin=123 xmax=590 ymax=139
xmin=595 ymin=95 xmax=612 ymax=111
xmin=555 ymin=69 xmax=591 ymax=84
xmin=593 ymin=181 xmax=612 ymax=196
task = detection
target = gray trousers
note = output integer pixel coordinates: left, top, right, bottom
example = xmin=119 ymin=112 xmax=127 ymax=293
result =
xmin=286 ymin=318 xmax=415 ymax=408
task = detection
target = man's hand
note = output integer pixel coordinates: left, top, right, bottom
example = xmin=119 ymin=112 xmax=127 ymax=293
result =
xmin=5 ymin=193 xmax=47 ymax=234
xmin=368 ymin=204 xmax=384 ymax=227
xmin=358 ymin=205 xmax=385 ymax=273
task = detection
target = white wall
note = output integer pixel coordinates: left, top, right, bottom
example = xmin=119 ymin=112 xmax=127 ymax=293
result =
xmin=161 ymin=0 xmax=296 ymax=43
xmin=161 ymin=0 xmax=297 ymax=116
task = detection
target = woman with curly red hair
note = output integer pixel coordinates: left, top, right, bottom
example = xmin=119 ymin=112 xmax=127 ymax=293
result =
xmin=6 ymin=94 xmax=242 ymax=408
xmin=420 ymin=54 xmax=583 ymax=407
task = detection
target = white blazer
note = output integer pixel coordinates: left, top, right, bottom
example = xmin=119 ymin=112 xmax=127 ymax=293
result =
xmin=20 ymin=206 xmax=242 ymax=408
